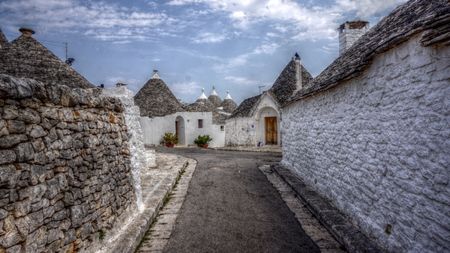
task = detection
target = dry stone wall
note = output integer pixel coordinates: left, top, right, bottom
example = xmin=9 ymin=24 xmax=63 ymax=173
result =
xmin=0 ymin=74 xmax=136 ymax=252
xmin=282 ymin=36 xmax=450 ymax=252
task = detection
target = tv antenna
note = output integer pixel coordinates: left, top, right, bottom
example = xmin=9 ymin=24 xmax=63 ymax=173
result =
xmin=42 ymin=40 xmax=75 ymax=66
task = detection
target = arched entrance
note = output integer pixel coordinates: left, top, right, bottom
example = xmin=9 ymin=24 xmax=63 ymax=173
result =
xmin=257 ymin=107 xmax=279 ymax=145
xmin=175 ymin=116 xmax=185 ymax=146
xmin=265 ymin=117 xmax=277 ymax=145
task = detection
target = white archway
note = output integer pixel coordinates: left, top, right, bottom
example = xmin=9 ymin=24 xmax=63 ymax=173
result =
xmin=175 ymin=116 xmax=186 ymax=146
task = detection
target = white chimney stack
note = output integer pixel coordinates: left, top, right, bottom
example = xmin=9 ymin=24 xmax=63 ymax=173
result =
xmin=338 ymin=20 xmax=369 ymax=55
xmin=293 ymin=52 xmax=302 ymax=91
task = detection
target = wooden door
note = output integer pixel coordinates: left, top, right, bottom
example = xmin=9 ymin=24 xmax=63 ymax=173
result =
xmin=265 ymin=117 xmax=277 ymax=145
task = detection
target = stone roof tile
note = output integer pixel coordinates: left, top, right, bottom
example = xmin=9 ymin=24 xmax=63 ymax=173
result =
xmin=185 ymin=98 xmax=215 ymax=112
xmin=286 ymin=0 xmax=450 ymax=105
xmin=208 ymin=94 xmax=222 ymax=107
xmin=230 ymin=94 xmax=262 ymax=118
xmin=221 ymin=99 xmax=237 ymax=113
xmin=134 ymin=77 xmax=184 ymax=117
xmin=270 ymin=58 xmax=313 ymax=105
xmin=0 ymin=34 xmax=94 ymax=89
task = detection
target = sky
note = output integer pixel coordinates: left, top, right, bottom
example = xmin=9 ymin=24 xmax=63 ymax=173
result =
xmin=0 ymin=0 xmax=407 ymax=104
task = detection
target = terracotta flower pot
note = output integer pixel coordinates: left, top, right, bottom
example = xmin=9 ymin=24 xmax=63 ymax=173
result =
xmin=165 ymin=143 xmax=175 ymax=148
xmin=200 ymin=144 xmax=208 ymax=148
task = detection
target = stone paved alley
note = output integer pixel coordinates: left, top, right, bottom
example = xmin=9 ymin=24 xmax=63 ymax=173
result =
xmin=136 ymin=148 xmax=342 ymax=253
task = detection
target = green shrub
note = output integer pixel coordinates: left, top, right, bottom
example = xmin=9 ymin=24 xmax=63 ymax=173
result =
xmin=162 ymin=132 xmax=178 ymax=145
xmin=194 ymin=135 xmax=212 ymax=146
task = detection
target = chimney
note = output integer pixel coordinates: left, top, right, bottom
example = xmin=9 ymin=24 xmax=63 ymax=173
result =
xmin=0 ymin=28 xmax=8 ymax=49
xmin=19 ymin=27 xmax=35 ymax=37
xmin=338 ymin=20 xmax=369 ymax=55
xmin=293 ymin=52 xmax=302 ymax=91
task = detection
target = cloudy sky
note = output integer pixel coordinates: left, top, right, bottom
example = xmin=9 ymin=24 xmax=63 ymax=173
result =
xmin=0 ymin=0 xmax=407 ymax=103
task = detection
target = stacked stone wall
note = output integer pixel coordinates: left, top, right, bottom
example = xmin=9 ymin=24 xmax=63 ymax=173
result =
xmin=0 ymin=75 xmax=136 ymax=252
xmin=282 ymin=36 xmax=450 ymax=252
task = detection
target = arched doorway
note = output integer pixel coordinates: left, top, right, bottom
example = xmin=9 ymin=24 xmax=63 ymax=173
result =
xmin=175 ymin=116 xmax=185 ymax=146
xmin=257 ymin=107 xmax=279 ymax=145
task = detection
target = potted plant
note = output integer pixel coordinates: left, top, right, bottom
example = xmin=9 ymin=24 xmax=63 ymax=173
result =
xmin=194 ymin=135 xmax=212 ymax=148
xmin=162 ymin=132 xmax=178 ymax=148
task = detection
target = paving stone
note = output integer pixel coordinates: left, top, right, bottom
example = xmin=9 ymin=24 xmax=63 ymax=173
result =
xmin=135 ymin=155 xmax=196 ymax=253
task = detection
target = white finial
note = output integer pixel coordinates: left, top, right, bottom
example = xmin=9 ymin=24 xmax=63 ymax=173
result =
xmin=225 ymin=91 xmax=232 ymax=100
xmin=198 ymin=88 xmax=207 ymax=100
xmin=210 ymin=85 xmax=218 ymax=96
xmin=151 ymin=69 xmax=160 ymax=79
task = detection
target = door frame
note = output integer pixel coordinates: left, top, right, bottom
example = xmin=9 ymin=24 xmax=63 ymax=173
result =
xmin=175 ymin=116 xmax=185 ymax=146
xmin=264 ymin=116 xmax=278 ymax=145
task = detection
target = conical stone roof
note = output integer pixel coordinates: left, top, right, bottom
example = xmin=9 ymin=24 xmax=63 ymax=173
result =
xmin=220 ymin=91 xmax=237 ymax=113
xmin=221 ymin=99 xmax=237 ymax=113
xmin=134 ymin=73 xmax=184 ymax=117
xmin=185 ymin=98 xmax=215 ymax=112
xmin=269 ymin=56 xmax=312 ymax=106
xmin=0 ymin=30 xmax=94 ymax=88
xmin=208 ymin=86 xmax=222 ymax=107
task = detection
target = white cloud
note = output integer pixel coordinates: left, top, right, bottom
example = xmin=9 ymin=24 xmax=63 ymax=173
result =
xmin=0 ymin=0 xmax=175 ymax=43
xmin=171 ymin=81 xmax=203 ymax=96
xmin=224 ymin=76 xmax=257 ymax=86
xmin=192 ymin=32 xmax=227 ymax=44
xmin=214 ymin=41 xmax=280 ymax=72
xmin=336 ymin=0 xmax=408 ymax=18
xmin=165 ymin=0 xmax=339 ymax=40
xmin=166 ymin=0 xmax=204 ymax=6
xmin=252 ymin=42 xmax=279 ymax=55
xmin=165 ymin=0 xmax=407 ymax=42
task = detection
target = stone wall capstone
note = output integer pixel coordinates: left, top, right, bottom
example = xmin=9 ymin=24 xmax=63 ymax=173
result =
xmin=281 ymin=36 xmax=450 ymax=253
xmin=0 ymin=74 xmax=136 ymax=252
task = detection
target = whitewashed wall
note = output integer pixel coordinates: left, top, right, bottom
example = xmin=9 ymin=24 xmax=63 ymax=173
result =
xmin=102 ymin=86 xmax=156 ymax=168
xmin=140 ymin=111 xmax=225 ymax=147
xmin=225 ymin=117 xmax=257 ymax=146
xmin=225 ymin=94 xmax=280 ymax=146
xmin=282 ymin=35 xmax=450 ymax=253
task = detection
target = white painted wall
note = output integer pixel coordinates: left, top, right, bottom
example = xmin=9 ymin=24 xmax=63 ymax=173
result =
xmin=225 ymin=117 xmax=257 ymax=146
xmin=140 ymin=111 xmax=225 ymax=147
xmin=101 ymin=86 xmax=156 ymax=169
xmin=225 ymin=93 xmax=280 ymax=146
xmin=282 ymin=35 xmax=450 ymax=253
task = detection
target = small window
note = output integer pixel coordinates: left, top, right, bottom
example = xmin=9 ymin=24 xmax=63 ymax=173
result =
xmin=198 ymin=119 xmax=203 ymax=128
xmin=220 ymin=125 xmax=224 ymax=131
